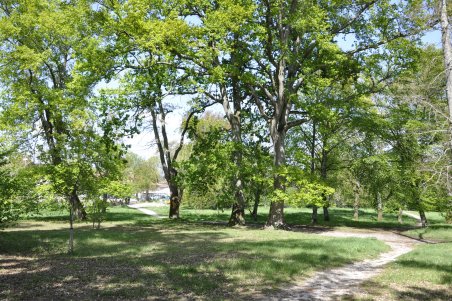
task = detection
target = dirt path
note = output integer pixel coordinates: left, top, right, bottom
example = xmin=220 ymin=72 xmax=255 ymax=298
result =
xmin=267 ymin=229 xmax=422 ymax=301
xmin=127 ymin=203 xmax=165 ymax=218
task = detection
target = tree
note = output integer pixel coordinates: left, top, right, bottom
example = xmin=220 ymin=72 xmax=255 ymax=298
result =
xmin=241 ymin=0 xmax=426 ymax=228
xmin=0 ymin=0 xmax=121 ymax=252
xmin=439 ymin=0 xmax=452 ymax=222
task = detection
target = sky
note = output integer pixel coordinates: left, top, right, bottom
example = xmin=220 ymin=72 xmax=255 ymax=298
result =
xmin=126 ymin=30 xmax=443 ymax=160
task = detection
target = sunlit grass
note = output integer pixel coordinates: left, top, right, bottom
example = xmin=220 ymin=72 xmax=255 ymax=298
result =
xmin=351 ymin=242 xmax=452 ymax=301
xmin=0 ymin=206 xmax=389 ymax=300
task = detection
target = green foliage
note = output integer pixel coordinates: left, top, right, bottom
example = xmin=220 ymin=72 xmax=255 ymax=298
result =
xmin=85 ymin=197 xmax=108 ymax=229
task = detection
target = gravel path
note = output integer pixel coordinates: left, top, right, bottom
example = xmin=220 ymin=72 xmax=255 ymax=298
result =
xmin=266 ymin=229 xmax=421 ymax=301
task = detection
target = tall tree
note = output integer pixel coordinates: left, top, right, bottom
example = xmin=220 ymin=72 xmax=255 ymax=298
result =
xmin=0 ymin=0 xmax=118 ymax=251
xmin=439 ymin=0 xmax=452 ymax=221
xmin=244 ymin=0 xmax=425 ymax=228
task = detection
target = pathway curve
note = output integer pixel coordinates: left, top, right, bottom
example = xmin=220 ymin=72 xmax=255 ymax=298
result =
xmin=127 ymin=203 xmax=165 ymax=218
xmin=266 ymin=229 xmax=422 ymax=301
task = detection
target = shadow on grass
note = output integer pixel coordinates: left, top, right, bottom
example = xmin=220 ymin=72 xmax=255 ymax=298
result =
xmin=345 ymin=280 xmax=451 ymax=301
xmin=0 ymin=221 xmax=384 ymax=300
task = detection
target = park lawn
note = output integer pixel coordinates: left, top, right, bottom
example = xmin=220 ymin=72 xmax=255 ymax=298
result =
xmin=0 ymin=206 xmax=389 ymax=300
xmin=348 ymin=242 xmax=452 ymax=301
xmin=140 ymin=203 xmax=419 ymax=228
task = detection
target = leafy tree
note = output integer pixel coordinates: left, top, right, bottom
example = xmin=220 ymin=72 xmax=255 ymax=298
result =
xmin=240 ymin=0 xmax=426 ymax=228
xmin=0 ymin=0 xmax=122 ymax=252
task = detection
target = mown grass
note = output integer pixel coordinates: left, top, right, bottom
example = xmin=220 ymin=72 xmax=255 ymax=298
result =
xmin=140 ymin=203 xmax=420 ymax=228
xmin=349 ymin=242 xmax=452 ymax=301
xmin=0 ymin=206 xmax=389 ymax=300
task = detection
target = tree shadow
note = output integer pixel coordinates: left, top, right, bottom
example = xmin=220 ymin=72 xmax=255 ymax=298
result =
xmin=0 ymin=222 xmax=376 ymax=300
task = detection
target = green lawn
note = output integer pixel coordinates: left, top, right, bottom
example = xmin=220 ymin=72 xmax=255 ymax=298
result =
xmin=141 ymin=204 xmax=420 ymax=228
xmin=349 ymin=242 xmax=452 ymax=301
xmin=1 ymin=206 xmax=389 ymax=300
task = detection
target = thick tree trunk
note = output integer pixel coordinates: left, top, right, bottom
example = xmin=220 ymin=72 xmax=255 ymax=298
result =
xmin=398 ymin=208 xmax=403 ymax=224
xmin=419 ymin=209 xmax=428 ymax=228
xmin=323 ymin=206 xmax=330 ymax=222
xmin=168 ymin=183 xmax=180 ymax=219
xmin=266 ymin=127 xmax=286 ymax=228
xmin=146 ymin=189 xmax=150 ymax=201
xmin=225 ymin=64 xmax=247 ymax=226
xmin=70 ymin=189 xmax=86 ymax=220
xmin=312 ymin=206 xmax=318 ymax=224
xmin=377 ymin=192 xmax=383 ymax=222
xmin=251 ymin=188 xmax=260 ymax=221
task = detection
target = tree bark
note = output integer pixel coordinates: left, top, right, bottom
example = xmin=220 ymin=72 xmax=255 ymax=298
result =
xmin=312 ymin=206 xmax=318 ymax=224
xmin=377 ymin=192 xmax=383 ymax=222
xmin=353 ymin=181 xmax=360 ymax=221
xmin=419 ymin=209 xmax=428 ymax=228
xmin=266 ymin=126 xmax=287 ymax=228
xmin=320 ymin=143 xmax=329 ymax=222
xmin=440 ymin=0 xmax=452 ymax=224
xmin=398 ymin=208 xmax=403 ymax=224
xmin=323 ymin=206 xmax=330 ymax=222
xmin=252 ymin=188 xmax=260 ymax=222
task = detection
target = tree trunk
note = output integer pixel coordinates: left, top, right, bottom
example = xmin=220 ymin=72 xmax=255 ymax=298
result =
xmin=353 ymin=183 xmax=360 ymax=221
xmin=419 ymin=209 xmax=428 ymax=228
xmin=398 ymin=208 xmax=403 ymax=224
xmin=266 ymin=127 xmax=286 ymax=228
xmin=68 ymin=193 xmax=76 ymax=254
xmin=251 ymin=188 xmax=260 ymax=222
xmin=146 ymin=189 xmax=150 ymax=201
xmin=168 ymin=182 xmax=180 ymax=219
xmin=377 ymin=192 xmax=383 ymax=222
xmin=228 ymin=203 xmax=245 ymax=226
xmin=440 ymin=0 xmax=452 ymax=224
xmin=71 ymin=189 xmax=86 ymax=220
xmin=312 ymin=206 xmax=318 ymax=224
xmin=323 ymin=206 xmax=330 ymax=222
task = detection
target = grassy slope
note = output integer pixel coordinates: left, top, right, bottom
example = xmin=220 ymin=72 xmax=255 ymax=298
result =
xmin=0 ymin=206 xmax=389 ymax=300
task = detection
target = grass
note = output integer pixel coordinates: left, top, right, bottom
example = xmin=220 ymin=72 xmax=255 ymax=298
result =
xmin=348 ymin=242 xmax=452 ymax=301
xmin=140 ymin=203 xmax=420 ymax=228
xmin=0 ymin=206 xmax=389 ymax=300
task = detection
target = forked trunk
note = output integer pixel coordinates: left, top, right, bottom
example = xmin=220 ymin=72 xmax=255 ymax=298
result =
xmin=312 ymin=206 xmax=318 ymax=224
xmin=71 ymin=189 xmax=86 ymax=220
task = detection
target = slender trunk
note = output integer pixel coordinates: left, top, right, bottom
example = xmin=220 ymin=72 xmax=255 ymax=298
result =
xmin=320 ymin=144 xmax=329 ymax=222
xmin=440 ymin=0 xmax=452 ymax=224
xmin=323 ymin=206 xmax=330 ymax=222
xmin=71 ymin=189 xmax=86 ymax=220
xmin=353 ymin=181 xmax=360 ymax=221
xmin=419 ymin=209 xmax=428 ymax=228
xmin=68 ymin=194 xmax=75 ymax=254
xmin=252 ymin=188 xmax=260 ymax=222
xmin=312 ymin=206 xmax=318 ymax=224
xmin=377 ymin=192 xmax=383 ymax=222
xmin=398 ymin=208 xmax=403 ymax=224
xmin=146 ymin=189 xmax=150 ymax=201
